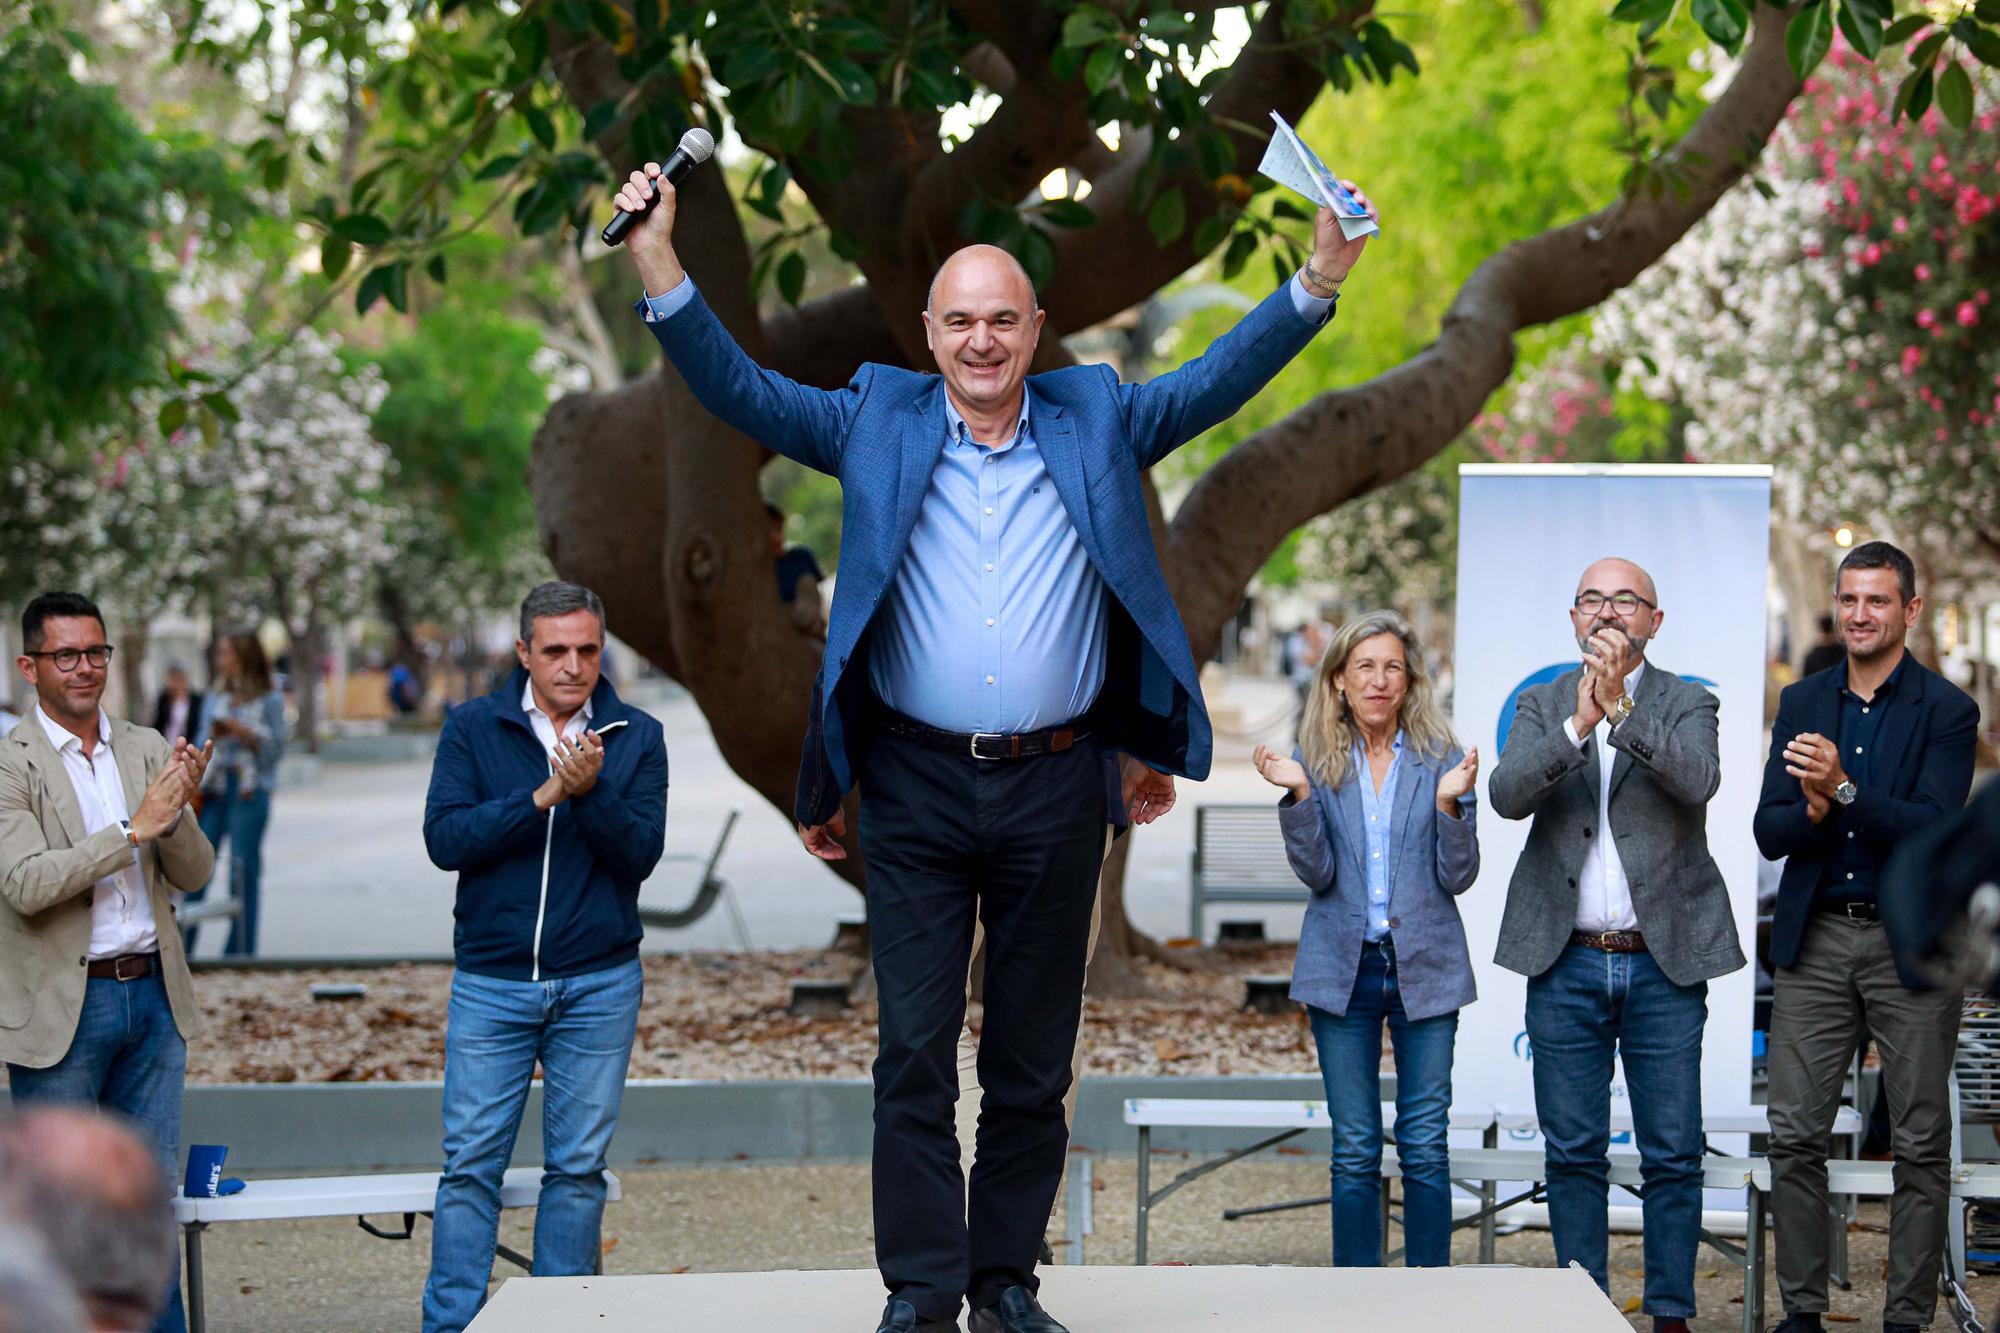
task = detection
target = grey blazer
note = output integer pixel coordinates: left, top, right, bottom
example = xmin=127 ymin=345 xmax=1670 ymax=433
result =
xmin=1487 ymin=662 xmax=1746 ymax=987
xmin=1281 ymin=744 xmax=1481 ymax=1021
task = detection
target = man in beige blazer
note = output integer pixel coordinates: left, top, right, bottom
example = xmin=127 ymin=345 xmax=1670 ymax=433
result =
xmin=1 ymin=592 xmax=212 ymax=1333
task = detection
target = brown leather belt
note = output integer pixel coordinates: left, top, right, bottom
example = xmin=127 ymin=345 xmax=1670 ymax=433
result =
xmin=873 ymin=705 xmax=1091 ymax=761
xmin=86 ymin=952 xmax=160 ymax=981
xmin=1569 ymin=929 xmax=1647 ymax=953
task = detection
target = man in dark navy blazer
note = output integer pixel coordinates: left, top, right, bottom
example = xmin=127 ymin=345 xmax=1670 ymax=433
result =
xmin=1755 ymin=541 xmax=1978 ymax=1333
xmin=611 ymin=165 xmax=1367 ymax=1333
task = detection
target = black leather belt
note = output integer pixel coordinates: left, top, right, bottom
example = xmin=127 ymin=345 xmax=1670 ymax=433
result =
xmin=1817 ymin=899 xmax=1880 ymax=922
xmin=873 ymin=705 xmax=1091 ymax=761
xmin=86 ymin=952 xmax=159 ymax=981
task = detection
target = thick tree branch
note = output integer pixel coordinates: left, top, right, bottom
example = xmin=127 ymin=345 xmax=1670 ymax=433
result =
xmin=1162 ymin=1 xmax=1806 ymax=655
xmin=1040 ymin=0 xmax=1325 ymax=332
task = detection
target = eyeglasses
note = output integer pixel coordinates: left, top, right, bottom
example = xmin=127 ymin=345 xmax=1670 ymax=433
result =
xmin=26 ymin=646 xmax=114 ymax=672
xmin=1573 ymin=592 xmax=1655 ymax=616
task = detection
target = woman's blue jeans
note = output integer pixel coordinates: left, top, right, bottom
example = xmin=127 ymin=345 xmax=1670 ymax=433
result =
xmin=182 ymin=771 xmax=272 ymax=956
xmin=1308 ymin=941 xmax=1459 ymax=1267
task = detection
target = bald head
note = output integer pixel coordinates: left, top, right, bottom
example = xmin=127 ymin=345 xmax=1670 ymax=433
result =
xmin=922 ymin=244 xmax=1046 ymax=427
xmin=926 ymin=244 xmax=1036 ymax=317
xmin=1576 ymin=557 xmax=1657 ymax=608
xmin=0 ymin=1108 xmax=176 ymax=1330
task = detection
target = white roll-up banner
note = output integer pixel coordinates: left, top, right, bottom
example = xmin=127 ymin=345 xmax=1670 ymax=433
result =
xmin=1449 ymin=464 xmax=1773 ymax=1216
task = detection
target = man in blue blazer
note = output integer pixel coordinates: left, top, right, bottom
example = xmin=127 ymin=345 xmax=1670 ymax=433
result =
xmin=611 ymin=164 xmax=1367 ymax=1333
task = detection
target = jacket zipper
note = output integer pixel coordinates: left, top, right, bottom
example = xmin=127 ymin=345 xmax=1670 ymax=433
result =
xmin=529 ymin=718 xmax=627 ymax=981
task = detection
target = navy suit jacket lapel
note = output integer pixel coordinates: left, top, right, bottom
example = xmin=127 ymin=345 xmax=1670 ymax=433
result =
xmin=1871 ymin=659 xmax=1928 ymax=794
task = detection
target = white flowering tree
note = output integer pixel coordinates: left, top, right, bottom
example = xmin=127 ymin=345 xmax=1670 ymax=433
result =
xmin=182 ymin=329 xmax=396 ymax=749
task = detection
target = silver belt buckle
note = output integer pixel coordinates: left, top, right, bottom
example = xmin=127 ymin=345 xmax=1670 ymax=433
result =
xmin=969 ymin=732 xmax=1001 ymax=760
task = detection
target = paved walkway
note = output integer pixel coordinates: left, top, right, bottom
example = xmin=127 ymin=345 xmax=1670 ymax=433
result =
xmin=196 ymin=675 xmax=1303 ymax=960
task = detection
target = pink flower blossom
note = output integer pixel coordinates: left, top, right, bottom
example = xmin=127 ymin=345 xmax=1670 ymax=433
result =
xmin=1917 ymin=308 xmax=1937 ymax=329
xmin=1979 ymin=291 xmax=1992 ymax=307
xmin=1932 ymin=153 xmax=1950 ymax=174
xmin=1893 ymin=217 xmax=1909 ymax=234
xmin=1862 ymin=242 xmax=1883 ymax=266
xmin=1957 ymin=302 xmax=1979 ymax=327
xmin=1916 ymin=263 xmax=1933 ymax=281
xmin=1936 ymin=427 xmax=1950 ymax=442
xmin=1903 ymin=346 xmax=1925 ymax=375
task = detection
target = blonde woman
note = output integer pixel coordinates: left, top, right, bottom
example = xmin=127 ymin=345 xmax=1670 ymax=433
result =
xmin=1252 ymin=609 xmax=1479 ymax=1267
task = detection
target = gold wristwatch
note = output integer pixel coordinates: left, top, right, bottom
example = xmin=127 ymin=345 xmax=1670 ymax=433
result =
xmin=1608 ymin=694 xmax=1635 ymax=727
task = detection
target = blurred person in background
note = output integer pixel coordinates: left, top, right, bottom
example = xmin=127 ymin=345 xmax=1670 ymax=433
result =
xmin=183 ymin=633 xmax=285 ymax=957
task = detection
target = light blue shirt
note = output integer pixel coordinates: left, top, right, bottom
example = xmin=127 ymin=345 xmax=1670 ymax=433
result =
xmin=637 ymin=273 xmax=1336 ymax=733
xmin=1355 ymin=730 xmax=1404 ymax=942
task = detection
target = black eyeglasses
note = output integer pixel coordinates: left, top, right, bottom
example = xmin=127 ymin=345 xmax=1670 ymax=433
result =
xmin=26 ymin=646 xmax=114 ymax=672
xmin=1573 ymin=592 xmax=1654 ymax=616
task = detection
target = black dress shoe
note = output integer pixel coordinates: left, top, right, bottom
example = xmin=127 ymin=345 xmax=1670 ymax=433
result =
xmin=1767 ymin=1316 xmax=1822 ymax=1333
xmin=875 ymin=1297 xmax=960 ymax=1333
xmin=968 ymin=1286 xmax=1070 ymax=1333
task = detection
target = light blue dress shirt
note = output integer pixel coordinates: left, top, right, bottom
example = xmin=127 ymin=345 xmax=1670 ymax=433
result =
xmin=1355 ymin=730 xmax=1404 ymax=942
xmin=637 ymin=273 xmax=1336 ymax=733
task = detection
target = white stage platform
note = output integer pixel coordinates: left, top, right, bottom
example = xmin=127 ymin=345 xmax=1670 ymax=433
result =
xmin=467 ymin=1264 xmax=1629 ymax=1330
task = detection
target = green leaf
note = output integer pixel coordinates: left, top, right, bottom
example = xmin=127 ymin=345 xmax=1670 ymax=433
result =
xmin=355 ymin=265 xmax=387 ymax=315
xmin=1892 ymin=65 xmax=1935 ymax=120
xmin=1966 ymin=24 xmax=2000 ymax=67
xmin=1845 ymin=0 xmax=1892 ymax=24
xmin=1979 ymin=0 xmax=2000 ymax=21
xmin=1059 ymin=6 xmax=1117 ymax=49
xmin=1691 ymin=0 xmax=1748 ymax=52
xmin=200 ymin=390 xmax=238 ymax=423
xmin=1609 ymin=0 xmax=1677 ymax=39
xmin=380 ymin=261 xmax=409 ymax=313
xmin=1016 ymin=226 xmax=1056 ymax=289
xmin=331 ymin=213 xmax=392 ymax=246
xmin=1786 ymin=2 xmax=1834 ymax=77
xmin=1192 ymin=214 xmax=1228 ymax=255
xmin=1835 ymin=1 xmax=1884 ymax=61
xmin=1084 ymin=44 xmax=1123 ymax=96
xmin=320 ymin=234 xmax=352 ymax=281
xmin=1147 ymin=188 xmax=1186 ymax=247
xmin=1936 ymin=59 xmax=1974 ymax=127
xmin=474 ymin=153 xmax=522 ymax=182
xmin=1908 ymin=27 xmax=1949 ymax=69
xmin=1882 ymin=15 xmax=1931 ymax=45
xmin=522 ymin=103 xmax=556 ymax=151
xmin=1035 ymin=198 xmax=1096 ymax=229
xmin=1220 ymin=229 xmax=1257 ymax=280
xmin=776 ymin=250 xmax=806 ymax=306
xmin=157 ymin=399 xmax=188 ymax=438
xmin=1269 ymin=197 xmax=1311 ymax=222
xmin=427 ymin=253 xmax=448 ymax=283
xmin=582 ymin=98 xmax=621 ymax=141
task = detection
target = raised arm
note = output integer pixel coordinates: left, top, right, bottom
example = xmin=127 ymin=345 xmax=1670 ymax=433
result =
xmin=615 ymin=167 xmax=856 ymax=476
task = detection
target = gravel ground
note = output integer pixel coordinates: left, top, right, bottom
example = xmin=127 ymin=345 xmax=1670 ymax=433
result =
xmin=183 ymin=1158 xmax=1997 ymax=1333
xmin=175 ymin=945 xmax=1313 ymax=1085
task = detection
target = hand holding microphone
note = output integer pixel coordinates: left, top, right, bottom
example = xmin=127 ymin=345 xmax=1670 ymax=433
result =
xmin=605 ymin=127 xmax=715 ymax=296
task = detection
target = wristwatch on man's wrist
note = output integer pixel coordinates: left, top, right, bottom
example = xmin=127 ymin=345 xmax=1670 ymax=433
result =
xmin=117 ymin=818 xmax=137 ymax=846
xmin=1607 ymin=694 xmax=1635 ymax=727
xmin=1832 ymin=780 xmax=1858 ymax=806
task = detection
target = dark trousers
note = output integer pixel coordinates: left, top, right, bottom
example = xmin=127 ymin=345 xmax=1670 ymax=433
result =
xmin=858 ymin=727 xmax=1106 ymax=1321
xmin=1767 ymin=913 xmax=1961 ymax=1326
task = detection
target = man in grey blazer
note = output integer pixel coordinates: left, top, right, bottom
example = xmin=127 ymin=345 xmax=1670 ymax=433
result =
xmin=1488 ymin=557 xmax=1745 ymax=1333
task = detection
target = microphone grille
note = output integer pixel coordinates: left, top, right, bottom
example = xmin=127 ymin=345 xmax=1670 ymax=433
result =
xmin=679 ymin=127 xmax=717 ymax=163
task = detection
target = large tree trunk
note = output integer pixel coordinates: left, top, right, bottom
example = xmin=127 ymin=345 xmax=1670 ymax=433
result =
xmin=527 ymin=4 xmax=1809 ymax=991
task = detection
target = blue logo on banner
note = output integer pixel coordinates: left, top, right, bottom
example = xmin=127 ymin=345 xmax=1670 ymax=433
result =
xmin=1496 ymin=664 xmax=1719 ymax=755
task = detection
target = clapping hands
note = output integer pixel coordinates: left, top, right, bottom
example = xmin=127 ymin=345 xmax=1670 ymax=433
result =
xmin=534 ymin=731 xmax=604 ymax=810
xmin=1435 ymin=748 xmax=1478 ymax=817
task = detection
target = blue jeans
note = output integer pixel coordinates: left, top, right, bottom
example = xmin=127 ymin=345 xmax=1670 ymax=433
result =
xmin=1525 ymin=945 xmax=1707 ymax=1319
xmin=7 ymin=972 xmax=188 ymax=1333
xmin=1308 ymin=941 xmax=1459 ymax=1267
xmin=183 ymin=771 xmax=272 ymax=956
xmin=422 ymin=959 xmax=642 ymax=1333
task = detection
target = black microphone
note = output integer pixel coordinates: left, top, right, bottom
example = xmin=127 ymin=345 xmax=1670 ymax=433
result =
xmin=600 ymin=127 xmax=716 ymax=247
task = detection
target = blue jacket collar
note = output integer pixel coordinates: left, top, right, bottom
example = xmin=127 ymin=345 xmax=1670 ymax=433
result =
xmin=492 ymin=666 xmax=630 ymax=735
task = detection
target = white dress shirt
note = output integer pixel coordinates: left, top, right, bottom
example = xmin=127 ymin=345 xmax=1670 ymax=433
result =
xmin=522 ymin=681 xmax=592 ymax=756
xmin=35 ymin=706 xmax=159 ymax=959
xmin=1561 ymin=662 xmax=1646 ymax=933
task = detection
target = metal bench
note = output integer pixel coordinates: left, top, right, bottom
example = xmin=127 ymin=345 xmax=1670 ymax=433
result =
xmin=1187 ymin=804 xmax=1304 ymax=943
xmin=637 ymin=808 xmax=745 ymax=944
xmin=172 ymin=1166 xmax=620 ymax=1332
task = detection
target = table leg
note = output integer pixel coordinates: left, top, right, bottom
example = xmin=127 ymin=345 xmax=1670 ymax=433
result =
xmin=184 ymin=1221 xmax=207 ymax=1333
xmin=1480 ymin=1124 xmax=1498 ymax=1264
xmin=1135 ymin=1126 xmax=1151 ymax=1266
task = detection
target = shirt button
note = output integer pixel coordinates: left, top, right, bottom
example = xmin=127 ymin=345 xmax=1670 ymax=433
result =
xmin=1855 ymin=746 xmax=1863 ymax=754
xmin=986 ymin=618 xmax=995 ymax=627
xmin=985 ymin=675 xmax=996 ymax=685
xmin=1847 ymin=831 xmax=1855 ymax=839
xmin=1862 ymin=707 xmax=1870 ymax=714
xmin=1372 ymin=851 xmax=1380 ymax=859
xmin=984 ymin=507 xmax=994 ymax=515
xmin=1847 ymin=872 xmax=1855 ymax=881
xmin=985 ymin=562 xmax=994 ymax=572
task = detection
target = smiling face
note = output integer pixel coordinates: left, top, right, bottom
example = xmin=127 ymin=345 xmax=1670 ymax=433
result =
xmin=1836 ymin=565 xmax=1919 ymax=664
xmin=17 ymin=614 xmax=110 ymax=728
xmin=922 ymin=245 xmax=1044 ymax=418
xmin=1568 ymin=557 xmax=1664 ymax=662
xmin=1335 ymin=631 xmax=1409 ymax=735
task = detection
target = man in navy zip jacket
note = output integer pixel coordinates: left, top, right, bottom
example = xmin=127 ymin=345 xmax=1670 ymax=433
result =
xmin=419 ymin=581 xmax=667 ymax=1333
